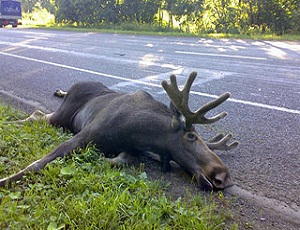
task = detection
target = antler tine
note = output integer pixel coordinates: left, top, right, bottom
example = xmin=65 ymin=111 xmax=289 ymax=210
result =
xmin=207 ymin=133 xmax=239 ymax=151
xmin=182 ymin=71 xmax=197 ymax=97
xmin=162 ymin=71 xmax=197 ymax=119
xmin=192 ymin=92 xmax=231 ymax=125
xmin=164 ymin=74 xmax=181 ymax=103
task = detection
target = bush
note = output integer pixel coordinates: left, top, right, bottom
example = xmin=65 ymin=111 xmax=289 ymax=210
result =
xmin=22 ymin=3 xmax=55 ymax=26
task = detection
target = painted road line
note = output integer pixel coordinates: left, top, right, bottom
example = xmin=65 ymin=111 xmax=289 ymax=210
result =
xmin=0 ymin=41 xmax=180 ymax=70
xmin=175 ymin=50 xmax=267 ymax=60
xmin=192 ymin=91 xmax=300 ymax=115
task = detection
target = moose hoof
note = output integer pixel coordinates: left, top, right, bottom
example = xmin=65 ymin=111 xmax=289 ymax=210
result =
xmin=105 ymin=152 xmax=135 ymax=167
xmin=54 ymin=89 xmax=67 ymax=97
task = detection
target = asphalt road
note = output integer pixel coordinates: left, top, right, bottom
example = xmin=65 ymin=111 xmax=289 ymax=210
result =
xmin=0 ymin=28 xmax=300 ymax=228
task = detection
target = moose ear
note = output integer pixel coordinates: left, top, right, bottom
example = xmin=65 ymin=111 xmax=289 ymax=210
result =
xmin=170 ymin=102 xmax=185 ymax=131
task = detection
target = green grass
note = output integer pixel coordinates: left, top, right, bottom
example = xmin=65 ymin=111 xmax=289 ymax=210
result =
xmin=0 ymin=103 xmax=238 ymax=229
xmin=27 ymin=23 xmax=300 ymax=41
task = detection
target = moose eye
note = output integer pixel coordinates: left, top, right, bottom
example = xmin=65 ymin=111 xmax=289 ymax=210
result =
xmin=186 ymin=133 xmax=197 ymax=142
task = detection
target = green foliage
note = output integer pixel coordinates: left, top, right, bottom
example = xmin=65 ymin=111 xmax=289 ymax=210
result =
xmin=21 ymin=0 xmax=55 ymax=14
xmin=0 ymin=103 xmax=237 ymax=229
xmin=53 ymin=0 xmax=161 ymax=26
xmin=21 ymin=0 xmax=300 ymax=35
xmin=22 ymin=2 xmax=55 ymax=26
xmin=92 ymin=22 xmax=182 ymax=34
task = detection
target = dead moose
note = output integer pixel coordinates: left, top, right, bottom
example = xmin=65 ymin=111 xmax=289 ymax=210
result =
xmin=0 ymin=72 xmax=238 ymax=190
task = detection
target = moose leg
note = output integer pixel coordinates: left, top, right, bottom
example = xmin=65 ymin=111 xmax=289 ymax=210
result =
xmin=105 ymin=152 xmax=136 ymax=166
xmin=0 ymin=134 xmax=85 ymax=187
xmin=106 ymin=152 xmax=176 ymax=171
xmin=160 ymin=153 xmax=172 ymax=172
xmin=145 ymin=152 xmax=180 ymax=170
xmin=5 ymin=110 xmax=54 ymax=124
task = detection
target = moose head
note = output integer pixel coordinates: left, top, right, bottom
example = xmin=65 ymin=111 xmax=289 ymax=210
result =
xmin=161 ymin=72 xmax=237 ymax=190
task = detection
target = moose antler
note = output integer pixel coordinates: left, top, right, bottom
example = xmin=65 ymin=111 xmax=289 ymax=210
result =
xmin=162 ymin=71 xmax=230 ymax=129
xmin=206 ymin=133 xmax=239 ymax=151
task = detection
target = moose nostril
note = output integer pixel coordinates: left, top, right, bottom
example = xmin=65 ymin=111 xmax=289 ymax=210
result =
xmin=214 ymin=178 xmax=223 ymax=186
xmin=213 ymin=171 xmax=228 ymax=188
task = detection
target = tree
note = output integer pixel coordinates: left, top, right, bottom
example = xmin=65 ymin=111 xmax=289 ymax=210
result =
xmin=243 ymin=0 xmax=300 ymax=34
xmin=201 ymin=0 xmax=243 ymax=33
xmin=120 ymin=0 xmax=160 ymax=23
xmin=27 ymin=0 xmax=299 ymax=34
xmin=21 ymin=0 xmax=55 ymax=13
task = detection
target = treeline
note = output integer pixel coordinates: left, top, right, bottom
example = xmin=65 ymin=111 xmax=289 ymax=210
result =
xmin=21 ymin=0 xmax=300 ymax=35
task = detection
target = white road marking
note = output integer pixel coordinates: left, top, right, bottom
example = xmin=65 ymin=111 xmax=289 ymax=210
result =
xmin=0 ymin=41 xmax=181 ymax=70
xmin=1 ymin=51 xmax=299 ymax=115
xmin=0 ymin=51 xmax=160 ymax=87
xmin=175 ymin=50 xmax=267 ymax=60
xmin=192 ymin=91 xmax=300 ymax=115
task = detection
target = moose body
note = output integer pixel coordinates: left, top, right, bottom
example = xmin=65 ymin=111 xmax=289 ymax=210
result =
xmin=52 ymin=81 xmax=182 ymax=167
xmin=0 ymin=72 xmax=238 ymax=190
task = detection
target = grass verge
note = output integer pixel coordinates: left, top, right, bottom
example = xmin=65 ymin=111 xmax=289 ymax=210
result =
xmin=0 ymin=102 xmax=238 ymax=229
xmin=26 ymin=23 xmax=300 ymax=41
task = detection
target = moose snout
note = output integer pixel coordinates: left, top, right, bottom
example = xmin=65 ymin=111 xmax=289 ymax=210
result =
xmin=212 ymin=171 xmax=233 ymax=191
xmin=195 ymin=169 xmax=233 ymax=191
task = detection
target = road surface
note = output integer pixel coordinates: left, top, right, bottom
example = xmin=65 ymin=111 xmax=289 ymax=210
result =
xmin=0 ymin=28 xmax=300 ymax=229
